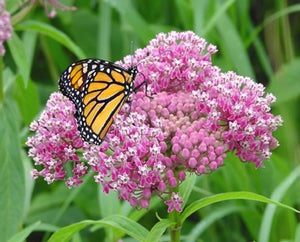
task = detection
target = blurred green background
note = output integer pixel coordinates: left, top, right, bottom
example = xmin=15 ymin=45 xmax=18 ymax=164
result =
xmin=1 ymin=0 xmax=300 ymax=241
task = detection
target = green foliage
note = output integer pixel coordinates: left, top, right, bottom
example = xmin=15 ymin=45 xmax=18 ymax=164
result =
xmin=1 ymin=0 xmax=300 ymax=241
xmin=268 ymin=59 xmax=300 ymax=104
xmin=48 ymin=216 xmax=149 ymax=242
xmin=0 ymin=100 xmax=25 ymax=241
xmin=7 ymin=32 xmax=30 ymax=86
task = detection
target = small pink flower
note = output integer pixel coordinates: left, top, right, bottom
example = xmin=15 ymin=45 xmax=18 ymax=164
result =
xmin=0 ymin=1 xmax=12 ymax=56
xmin=165 ymin=192 xmax=183 ymax=213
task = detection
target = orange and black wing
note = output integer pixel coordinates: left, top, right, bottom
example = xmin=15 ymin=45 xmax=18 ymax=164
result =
xmin=59 ymin=58 xmax=138 ymax=145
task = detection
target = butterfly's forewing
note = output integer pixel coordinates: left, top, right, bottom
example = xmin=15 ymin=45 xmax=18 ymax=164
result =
xmin=59 ymin=59 xmax=137 ymax=145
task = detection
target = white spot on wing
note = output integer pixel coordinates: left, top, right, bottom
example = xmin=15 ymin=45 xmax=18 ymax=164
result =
xmin=82 ymin=63 xmax=88 ymax=73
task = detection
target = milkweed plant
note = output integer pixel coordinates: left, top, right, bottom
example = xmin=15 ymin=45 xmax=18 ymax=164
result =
xmin=3 ymin=0 xmax=300 ymax=241
xmin=26 ymin=30 xmax=284 ymax=240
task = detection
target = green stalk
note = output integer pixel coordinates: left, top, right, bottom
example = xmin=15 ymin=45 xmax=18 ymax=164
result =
xmin=169 ymin=187 xmax=182 ymax=242
xmin=97 ymin=0 xmax=111 ymax=59
xmin=0 ymin=56 xmax=3 ymax=103
xmin=169 ymin=210 xmax=181 ymax=242
xmin=279 ymin=0 xmax=294 ymax=61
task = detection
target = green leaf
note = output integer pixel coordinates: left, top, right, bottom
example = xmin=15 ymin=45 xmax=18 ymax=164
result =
xmin=7 ymin=31 xmax=30 ymax=87
xmin=21 ymin=150 xmax=35 ymax=223
xmin=7 ymin=221 xmax=41 ymax=242
xmin=185 ymin=204 xmax=243 ymax=240
xmin=193 ymin=0 xmax=207 ymax=35
xmin=258 ymin=165 xmax=300 ymax=242
xmin=13 ymin=76 xmax=40 ymax=126
xmin=174 ymin=0 xmax=193 ymax=29
xmin=202 ymin=0 xmax=235 ymax=36
xmin=180 ymin=191 xmax=300 ymax=223
xmin=295 ymin=224 xmax=300 ymax=242
xmin=145 ymin=219 xmax=174 ymax=242
xmin=104 ymin=0 xmax=156 ymax=44
xmin=5 ymin=0 xmax=20 ymax=12
xmin=22 ymin=30 xmax=38 ymax=71
xmin=70 ymin=9 xmax=99 ymax=58
xmin=267 ymin=59 xmax=300 ymax=104
xmin=216 ymin=13 xmax=255 ymax=78
xmin=27 ymin=173 xmax=93 ymax=226
xmin=48 ymin=220 xmax=91 ymax=242
xmin=15 ymin=20 xmax=86 ymax=59
xmin=48 ymin=215 xmax=149 ymax=242
xmin=179 ymin=173 xmax=196 ymax=209
xmin=100 ymin=215 xmax=149 ymax=240
xmin=263 ymin=3 xmax=300 ymax=26
xmin=97 ymin=1 xmax=112 ymax=58
xmin=98 ymin=184 xmax=120 ymax=217
xmin=0 ymin=99 xmax=25 ymax=241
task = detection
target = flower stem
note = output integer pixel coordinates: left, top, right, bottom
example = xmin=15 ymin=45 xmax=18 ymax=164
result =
xmin=169 ymin=209 xmax=181 ymax=242
xmin=11 ymin=1 xmax=38 ymax=26
xmin=169 ymin=186 xmax=182 ymax=242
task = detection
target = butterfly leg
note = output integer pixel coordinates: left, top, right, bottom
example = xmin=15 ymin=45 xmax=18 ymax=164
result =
xmin=133 ymin=80 xmax=152 ymax=99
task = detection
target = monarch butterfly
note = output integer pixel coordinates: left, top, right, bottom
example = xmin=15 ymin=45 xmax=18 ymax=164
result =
xmin=59 ymin=58 xmax=145 ymax=145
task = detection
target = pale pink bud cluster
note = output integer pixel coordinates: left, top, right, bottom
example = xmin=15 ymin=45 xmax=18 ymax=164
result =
xmin=132 ymin=91 xmax=227 ymax=174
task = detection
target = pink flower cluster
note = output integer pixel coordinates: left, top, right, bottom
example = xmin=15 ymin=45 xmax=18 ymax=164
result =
xmin=121 ymin=31 xmax=282 ymax=168
xmin=118 ymin=31 xmax=217 ymax=93
xmin=27 ymin=31 xmax=282 ymax=213
xmin=191 ymin=71 xmax=282 ymax=167
xmin=0 ymin=0 xmax=12 ymax=56
xmin=26 ymin=93 xmax=85 ymax=186
xmin=83 ymin=110 xmax=169 ymax=209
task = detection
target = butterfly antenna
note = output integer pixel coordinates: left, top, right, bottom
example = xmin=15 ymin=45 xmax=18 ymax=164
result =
xmin=130 ymin=41 xmax=152 ymax=99
xmin=130 ymin=40 xmax=134 ymax=66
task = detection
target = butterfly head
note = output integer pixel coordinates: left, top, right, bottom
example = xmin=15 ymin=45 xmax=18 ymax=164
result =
xmin=128 ymin=65 xmax=138 ymax=79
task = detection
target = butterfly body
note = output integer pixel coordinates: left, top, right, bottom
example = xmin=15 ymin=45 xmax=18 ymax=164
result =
xmin=59 ymin=58 xmax=138 ymax=145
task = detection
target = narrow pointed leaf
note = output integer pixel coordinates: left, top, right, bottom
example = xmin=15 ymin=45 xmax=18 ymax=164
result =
xmin=49 ymin=215 xmax=149 ymax=242
xmin=0 ymin=100 xmax=25 ymax=241
xmin=146 ymin=219 xmax=175 ymax=242
xmin=181 ymin=191 xmax=300 ymax=223
xmin=15 ymin=20 xmax=86 ymax=59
